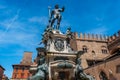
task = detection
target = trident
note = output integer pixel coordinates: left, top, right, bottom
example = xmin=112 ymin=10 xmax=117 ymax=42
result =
xmin=48 ymin=6 xmax=51 ymax=21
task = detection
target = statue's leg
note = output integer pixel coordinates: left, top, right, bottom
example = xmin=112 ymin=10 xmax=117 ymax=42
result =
xmin=57 ymin=17 xmax=61 ymax=30
xmin=51 ymin=18 xmax=56 ymax=27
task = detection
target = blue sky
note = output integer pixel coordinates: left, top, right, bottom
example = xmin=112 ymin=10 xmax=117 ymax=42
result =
xmin=0 ymin=0 xmax=120 ymax=78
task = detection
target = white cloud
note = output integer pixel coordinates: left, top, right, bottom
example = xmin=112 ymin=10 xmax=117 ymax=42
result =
xmin=28 ymin=16 xmax=48 ymax=25
xmin=0 ymin=9 xmax=21 ymax=38
xmin=0 ymin=2 xmax=41 ymax=78
xmin=61 ymin=19 xmax=71 ymax=28
xmin=28 ymin=16 xmax=71 ymax=30
xmin=85 ymin=26 xmax=108 ymax=35
xmin=0 ymin=8 xmax=41 ymax=48
xmin=0 ymin=29 xmax=39 ymax=48
xmin=0 ymin=13 xmax=40 ymax=54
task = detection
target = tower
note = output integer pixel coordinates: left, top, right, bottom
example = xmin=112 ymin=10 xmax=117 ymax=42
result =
xmin=11 ymin=52 xmax=32 ymax=79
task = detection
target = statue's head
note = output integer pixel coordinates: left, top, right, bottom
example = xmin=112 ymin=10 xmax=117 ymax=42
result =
xmin=55 ymin=4 xmax=59 ymax=9
xmin=67 ymin=27 xmax=71 ymax=30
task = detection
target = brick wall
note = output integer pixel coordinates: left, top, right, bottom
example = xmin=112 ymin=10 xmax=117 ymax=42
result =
xmin=84 ymin=54 xmax=120 ymax=80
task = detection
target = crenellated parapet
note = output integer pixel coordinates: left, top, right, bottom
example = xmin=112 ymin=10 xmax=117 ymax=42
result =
xmin=108 ymin=30 xmax=120 ymax=43
xmin=74 ymin=32 xmax=108 ymax=42
xmin=107 ymin=30 xmax=120 ymax=54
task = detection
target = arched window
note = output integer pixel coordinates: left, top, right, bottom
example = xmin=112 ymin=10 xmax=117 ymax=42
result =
xmin=92 ymin=50 xmax=95 ymax=54
xmin=99 ymin=71 xmax=108 ymax=80
xmin=101 ymin=46 xmax=108 ymax=54
xmin=82 ymin=45 xmax=88 ymax=53
xmin=22 ymin=67 xmax=25 ymax=72
xmin=15 ymin=67 xmax=18 ymax=72
xmin=14 ymin=74 xmax=17 ymax=78
xmin=92 ymin=50 xmax=96 ymax=60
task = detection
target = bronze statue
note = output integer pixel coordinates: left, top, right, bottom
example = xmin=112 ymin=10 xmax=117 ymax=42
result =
xmin=75 ymin=58 xmax=95 ymax=80
xmin=49 ymin=4 xmax=65 ymax=30
xmin=75 ymin=51 xmax=95 ymax=80
xmin=28 ymin=57 xmax=48 ymax=80
xmin=40 ymin=26 xmax=53 ymax=49
xmin=66 ymin=27 xmax=74 ymax=47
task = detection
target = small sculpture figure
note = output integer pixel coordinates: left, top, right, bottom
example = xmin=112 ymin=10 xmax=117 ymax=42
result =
xmin=75 ymin=58 xmax=88 ymax=80
xmin=66 ymin=27 xmax=72 ymax=38
xmin=66 ymin=27 xmax=74 ymax=47
xmin=40 ymin=26 xmax=53 ymax=49
xmin=75 ymin=58 xmax=95 ymax=80
xmin=49 ymin=4 xmax=65 ymax=30
xmin=40 ymin=29 xmax=48 ymax=47
xmin=28 ymin=57 xmax=48 ymax=80
xmin=75 ymin=51 xmax=95 ymax=80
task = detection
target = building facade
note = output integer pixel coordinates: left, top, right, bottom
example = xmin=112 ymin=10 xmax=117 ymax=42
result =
xmin=11 ymin=52 xmax=32 ymax=80
xmin=2 ymin=74 xmax=9 ymax=80
xmin=83 ymin=31 xmax=120 ymax=80
xmin=70 ymin=31 xmax=120 ymax=80
xmin=71 ymin=33 xmax=109 ymax=69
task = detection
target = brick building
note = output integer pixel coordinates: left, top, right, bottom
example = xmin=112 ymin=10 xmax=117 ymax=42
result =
xmin=71 ymin=32 xmax=109 ymax=69
xmin=11 ymin=51 xmax=32 ymax=80
xmin=71 ymin=30 xmax=120 ymax=80
xmin=0 ymin=65 xmax=5 ymax=80
xmin=2 ymin=74 xmax=9 ymax=80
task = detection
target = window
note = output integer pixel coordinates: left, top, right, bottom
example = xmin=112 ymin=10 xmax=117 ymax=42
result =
xmin=92 ymin=50 xmax=96 ymax=56
xmin=102 ymin=49 xmax=107 ymax=54
xmin=21 ymin=73 xmax=24 ymax=78
xmin=101 ymin=46 xmax=108 ymax=54
xmin=92 ymin=50 xmax=95 ymax=54
xmin=22 ymin=67 xmax=25 ymax=72
xmin=87 ymin=60 xmax=102 ymax=66
xmin=82 ymin=45 xmax=88 ymax=53
xmin=15 ymin=68 xmax=18 ymax=72
xmin=116 ymin=65 xmax=120 ymax=73
xmin=99 ymin=71 xmax=108 ymax=80
xmin=14 ymin=73 xmax=17 ymax=78
xmin=87 ymin=60 xmax=94 ymax=66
